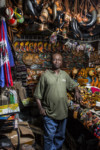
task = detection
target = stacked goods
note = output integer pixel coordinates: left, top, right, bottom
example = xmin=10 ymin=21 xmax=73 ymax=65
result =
xmin=79 ymin=86 xmax=100 ymax=108
xmin=67 ymin=86 xmax=100 ymax=109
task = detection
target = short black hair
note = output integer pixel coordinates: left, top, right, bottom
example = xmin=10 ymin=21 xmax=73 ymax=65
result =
xmin=51 ymin=52 xmax=63 ymax=62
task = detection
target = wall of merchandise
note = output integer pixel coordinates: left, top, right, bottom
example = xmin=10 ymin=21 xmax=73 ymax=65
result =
xmin=13 ymin=35 xmax=90 ymax=98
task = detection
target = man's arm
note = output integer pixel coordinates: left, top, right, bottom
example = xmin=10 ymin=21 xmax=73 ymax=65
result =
xmin=34 ymin=74 xmax=46 ymax=116
xmin=36 ymin=98 xmax=46 ymax=116
xmin=66 ymin=73 xmax=82 ymax=103
xmin=74 ymin=86 xmax=79 ymax=93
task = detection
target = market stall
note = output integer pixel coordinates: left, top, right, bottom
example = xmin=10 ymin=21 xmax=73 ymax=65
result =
xmin=0 ymin=0 xmax=100 ymax=149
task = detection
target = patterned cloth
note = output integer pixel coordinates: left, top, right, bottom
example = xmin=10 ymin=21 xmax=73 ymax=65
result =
xmin=0 ymin=18 xmax=13 ymax=87
xmin=3 ymin=19 xmax=14 ymax=67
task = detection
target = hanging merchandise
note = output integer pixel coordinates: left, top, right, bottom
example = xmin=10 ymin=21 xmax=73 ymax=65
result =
xmin=0 ymin=88 xmax=20 ymax=115
xmin=3 ymin=19 xmax=15 ymax=67
xmin=5 ymin=7 xmax=24 ymax=26
xmin=9 ymin=89 xmax=18 ymax=104
xmin=97 ymin=2 xmax=100 ymax=25
xmin=50 ymin=32 xmax=57 ymax=44
xmin=0 ymin=18 xmax=13 ymax=87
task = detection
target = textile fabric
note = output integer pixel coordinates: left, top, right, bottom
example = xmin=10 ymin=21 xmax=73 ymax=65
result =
xmin=43 ymin=116 xmax=67 ymax=150
xmin=0 ymin=18 xmax=13 ymax=87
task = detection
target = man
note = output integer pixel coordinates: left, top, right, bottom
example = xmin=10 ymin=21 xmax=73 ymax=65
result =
xmin=34 ymin=53 xmax=82 ymax=150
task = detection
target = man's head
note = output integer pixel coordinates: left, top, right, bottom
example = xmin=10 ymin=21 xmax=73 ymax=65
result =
xmin=51 ymin=53 xmax=63 ymax=70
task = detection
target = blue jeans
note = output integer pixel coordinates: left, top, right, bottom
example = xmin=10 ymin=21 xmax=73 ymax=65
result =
xmin=43 ymin=116 xmax=67 ymax=150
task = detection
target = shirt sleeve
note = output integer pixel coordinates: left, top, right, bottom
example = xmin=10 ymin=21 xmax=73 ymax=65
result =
xmin=34 ymin=74 xmax=45 ymax=100
xmin=66 ymin=74 xmax=78 ymax=91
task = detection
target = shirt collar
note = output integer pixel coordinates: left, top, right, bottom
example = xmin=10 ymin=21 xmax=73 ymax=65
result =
xmin=49 ymin=69 xmax=61 ymax=74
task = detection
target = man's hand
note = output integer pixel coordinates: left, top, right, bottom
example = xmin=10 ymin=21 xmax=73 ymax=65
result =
xmin=39 ymin=107 xmax=46 ymax=116
xmin=36 ymin=99 xmax=46 ymax=116
xmin=74 ymin=91 xmax=82 ymax=103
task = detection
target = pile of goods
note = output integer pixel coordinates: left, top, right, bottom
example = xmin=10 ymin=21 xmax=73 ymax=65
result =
xmin=68 ymin=66 xmax=100 ymax=140
xmin=79 ymin=86 xmax=100 ymax=109
xmin=68 ymin=85 xmax=100 ymax=109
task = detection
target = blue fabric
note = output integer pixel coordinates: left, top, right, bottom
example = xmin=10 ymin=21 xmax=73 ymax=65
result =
xmin=1 ymin=20 xmax=10 ymax=87
xmin=3 ymin=20 xmax=15 ymax=67
xmin=0 ymin=19 xmax=13 ymax=87
xmin=43 ymin=116 xmax=67 ymax=150
xmin=0 ymin=62 xmax=5 ymax=87
xmin=0 ymin=22 xmax=5 ymax=87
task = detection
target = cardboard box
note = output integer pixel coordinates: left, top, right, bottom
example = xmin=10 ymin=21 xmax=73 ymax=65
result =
xmin=19 ymin=121 xmax=35 ymax=146
xmin=5 ymin=121 xmax=35 ymax=147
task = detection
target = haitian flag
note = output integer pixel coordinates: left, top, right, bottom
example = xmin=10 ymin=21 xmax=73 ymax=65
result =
xmin=0 ymin=18 xmax=13 ymax=87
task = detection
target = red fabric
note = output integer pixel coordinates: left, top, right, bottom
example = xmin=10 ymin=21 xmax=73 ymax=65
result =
xmin=2 ymin=22 xmax=8 ymax=86
xmin=0 ymin=20 xmax=13 ymax=87
xmin=8 ymin=62 xmax=13 ymax=86
xmin=4 ymin=63 xmax=9 ymax=86
xmin=91 ymin=87 xmax=100 ymax=93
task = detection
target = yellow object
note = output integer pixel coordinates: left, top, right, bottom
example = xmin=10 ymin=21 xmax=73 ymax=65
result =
xmin=73 ymin=111 xmax=78 ymax=119
xmin=91 ymin=77 xmax=95 ymax=86
xmin=98 ymin=82 xmax=100 ymax=88
xmin=77 ymin=78 xmax=88 ymax=86
xmin=94 ymin=77 xmax=99 ymax=87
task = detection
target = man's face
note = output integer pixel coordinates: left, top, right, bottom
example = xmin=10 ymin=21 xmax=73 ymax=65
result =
xmin=52 ymin=54 xmax=63 ymax=69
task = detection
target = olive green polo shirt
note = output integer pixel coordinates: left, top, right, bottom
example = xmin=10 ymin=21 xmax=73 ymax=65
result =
xmin=34 ymin=69 xmax=78 ymax=120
